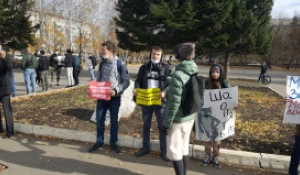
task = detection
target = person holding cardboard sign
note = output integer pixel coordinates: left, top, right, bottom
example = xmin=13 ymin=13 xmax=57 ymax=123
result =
xmin=133 ymin=46 xmax=172 ymax=161
xmin=283 ymin=97 xmax=300 ymax=175
xmin=88 ymin=41 xmax=130 ymax=153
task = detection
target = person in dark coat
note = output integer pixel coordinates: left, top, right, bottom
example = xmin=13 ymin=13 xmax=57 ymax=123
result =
xmin=0 ymin=50 xmax=14 ymax=138
xmin=64 ymin=49 xmax=75 ymax=87
xmin=38 ymin=50 xmax=50 ymax=91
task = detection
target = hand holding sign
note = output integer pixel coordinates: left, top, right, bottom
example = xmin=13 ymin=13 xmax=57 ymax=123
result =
xmin=88 ymin=81 xmax=112 ymax=100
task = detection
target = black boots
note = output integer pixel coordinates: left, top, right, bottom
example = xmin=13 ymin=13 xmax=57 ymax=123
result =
xmin=173 ymin=160 xmax=184 ymax=175
xmin=172 ymin=156 xmax=189 ymax=175
xmin=183 ymin=156 xmax=189 ymax=175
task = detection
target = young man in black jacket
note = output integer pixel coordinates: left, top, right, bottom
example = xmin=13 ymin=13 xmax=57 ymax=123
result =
xmin=64 ymin=49 xmax=74 ymax=87
xmin=0 ymin=50 xmax=14 ymax=138
xmin=38 ymin=50 xmax=50 ymax=91
xmin=133 ymin=46 xmax=172 ymax=161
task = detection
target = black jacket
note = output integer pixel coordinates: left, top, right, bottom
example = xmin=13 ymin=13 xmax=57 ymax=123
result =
xmin=39 ymin=56 xmax=50 ymax=71
xmin=0 ymin=56 xmax=13 ymax=96
xmin=135 ymin=62 xmax=172 ymax=91
xmin=89 ymin=56 xmax=97 ymax=69
xmin=64 ymin=53 xmax=74 ymax=67
xmin=49 ymin=53 xmax=57 ymax=67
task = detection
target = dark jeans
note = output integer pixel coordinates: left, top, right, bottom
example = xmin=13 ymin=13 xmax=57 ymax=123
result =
xmin=73 ymin=66 xmax=81 ymax=85
xmin=0 ymin=95 xmax=14 ymax=135
xmin=289 ymin=136 xmax=300 ymax=175
xmin=141 ymin=106 xmax=166 ymax=153
xmin=96 ymin=97 xmax=121 ymax=145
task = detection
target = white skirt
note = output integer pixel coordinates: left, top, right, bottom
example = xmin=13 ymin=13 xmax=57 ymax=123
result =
xmin=167 ymin=119 xmax=194 ymax=161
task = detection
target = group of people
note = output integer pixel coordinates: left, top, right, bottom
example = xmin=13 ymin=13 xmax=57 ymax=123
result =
xmin=0 ymin=39 xmax=299 ymax=175
xmin=86 ymin=41 xmax=232 ymax=175
xmin=19 ymin=48 xmax=83 ymax=95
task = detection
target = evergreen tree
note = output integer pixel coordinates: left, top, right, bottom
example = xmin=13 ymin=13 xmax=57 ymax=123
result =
xmin=114 ymin=0 xmax=154 ymax=52
xmin=0 ymin=0 xmax=39 ymax=50
xmin=115 ymin=0 xmax=273 ymax=77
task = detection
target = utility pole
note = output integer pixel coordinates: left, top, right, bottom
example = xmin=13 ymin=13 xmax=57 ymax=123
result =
xmin=70 ymin=0 xmax=73 ymax=50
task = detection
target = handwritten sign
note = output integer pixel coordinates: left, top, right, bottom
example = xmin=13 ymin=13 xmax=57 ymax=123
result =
xmin=135 ymin=88 xmax=161 ymax=106
xmin=195 ymin=86 xmax=238 ymax=142
xmin=283 ymin=76 xmax=300 ymax=124
xmin=88 ymin=81 xmax=111 ymax=100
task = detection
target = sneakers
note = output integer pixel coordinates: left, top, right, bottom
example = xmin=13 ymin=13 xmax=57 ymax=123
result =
xmin=111 ymin=144 xmax=121 ymax=153
xmin=135 ymin=148 xmax=150 ymax=157
xmin=212 ymin=155 xmax=221 ymax=168
xmin=160 ymin=152 xmax=170 ymax=162
xmin=88 ymin=142 xmax=103 ymax=153
xmin=202 ymin=154 xmax=210 ymax=166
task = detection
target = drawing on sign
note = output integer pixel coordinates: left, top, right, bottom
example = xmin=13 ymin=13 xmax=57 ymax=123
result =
xmin=195 ymin=87 xmax=238 ymax=142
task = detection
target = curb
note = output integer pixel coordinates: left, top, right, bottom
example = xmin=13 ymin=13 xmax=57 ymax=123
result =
xmin=8 ymin=122 xmax=290 ymax=172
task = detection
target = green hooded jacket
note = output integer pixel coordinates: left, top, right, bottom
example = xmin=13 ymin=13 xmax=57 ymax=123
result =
xmin=163 ymin=60 xmax=198 ymax=129
xmin=20 ymin=53 xmax=38 ymax=70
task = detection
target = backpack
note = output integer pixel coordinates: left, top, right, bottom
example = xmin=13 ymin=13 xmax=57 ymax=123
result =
xmin=181 ymin=72 xmax=205 ymax=116
xmin=73 ymin=56 xmax=80 ymax=67
xmin=99 ymin=59 xmax=123 ymax=76
xmin=25 ymin=55 xmax=33 ymax=67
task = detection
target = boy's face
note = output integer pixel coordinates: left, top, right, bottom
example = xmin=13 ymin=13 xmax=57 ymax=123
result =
xmin=211 ymin=69 xmax=220 ymax=80
xmin=151 ymin=49 xmax=162 ymax=62
xmin=101 ymin=46 xmax=113 ymax=59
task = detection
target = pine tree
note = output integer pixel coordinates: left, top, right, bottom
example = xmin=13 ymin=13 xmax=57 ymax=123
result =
xmin=0 ymin=0 xmax=39 ymax=50
xmin=115 ymin=0 xmax=273 ymax=77
xmin=114 ymin=0 xmax=154 ymax=52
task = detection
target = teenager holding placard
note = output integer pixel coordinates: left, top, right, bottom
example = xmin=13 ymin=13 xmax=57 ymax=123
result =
xmin=133 ymin=46 xmax=172 ymax=161
xmin=283 ymin=98 xmax=300 ymax=175
xmin=201 ymin=64 xmax=229 ymax=168
xmin=88 ymin=41 xmax=130 ymax=153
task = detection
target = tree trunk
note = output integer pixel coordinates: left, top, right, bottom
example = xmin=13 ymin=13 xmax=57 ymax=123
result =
xmin=224 ymin=52 xmax=230 ymax=80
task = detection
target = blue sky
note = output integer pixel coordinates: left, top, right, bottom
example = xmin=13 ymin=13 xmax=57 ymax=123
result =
xmin=272 ymin=0 xmax=300 ymax=18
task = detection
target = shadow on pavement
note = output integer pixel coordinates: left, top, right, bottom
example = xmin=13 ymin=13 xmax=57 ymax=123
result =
xmin=0 ymin=137 xmax=142 ymax=175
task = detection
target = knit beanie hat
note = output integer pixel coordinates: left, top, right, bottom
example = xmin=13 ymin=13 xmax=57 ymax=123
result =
xmin=176 ymin=42 xmax=195 ymax=61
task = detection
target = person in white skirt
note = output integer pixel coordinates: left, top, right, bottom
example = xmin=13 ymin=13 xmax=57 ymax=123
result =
xmin=163 ymin=43 xmax=198 ymax=175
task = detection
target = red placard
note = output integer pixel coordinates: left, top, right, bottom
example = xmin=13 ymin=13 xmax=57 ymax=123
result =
xmin=88 ymin=81 xmax=112 ymax=100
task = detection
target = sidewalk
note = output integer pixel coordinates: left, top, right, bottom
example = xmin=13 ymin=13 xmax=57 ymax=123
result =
xmin=0 ymin=134 xmax=286 ymax=175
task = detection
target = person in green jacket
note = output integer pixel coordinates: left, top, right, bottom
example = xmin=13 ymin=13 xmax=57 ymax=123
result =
xmin=163 ymin=43 xmax=198 ymax=175
xmin=20 ymin=47 xmax=38 ymax=94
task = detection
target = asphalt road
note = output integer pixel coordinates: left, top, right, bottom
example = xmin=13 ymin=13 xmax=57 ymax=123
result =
xmin=12 ymin=65 xmax=288 ymax=97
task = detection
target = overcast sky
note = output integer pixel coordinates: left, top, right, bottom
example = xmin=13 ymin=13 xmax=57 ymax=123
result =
xmin=272 ymin=0 xmax=300 ymax=18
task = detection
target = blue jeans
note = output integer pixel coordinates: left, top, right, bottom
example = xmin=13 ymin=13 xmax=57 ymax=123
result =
xmin=289 ymin=136 xmax=300 ymax=175
xmin=10 ymin=72 xmax=16 ymax=95
xmin=141 ymin=106 xmax=166 ymax=153
xmin=89 ymin=68 xmax=95 ymax=80
xmin=96 ymin=97 xmax=121 ymax=145
xmin=24 ymin=68 xmax=36 ymax=94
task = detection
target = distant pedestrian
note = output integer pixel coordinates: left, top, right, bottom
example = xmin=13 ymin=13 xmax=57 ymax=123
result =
xmin=258 ymin=61 xmax=268 ymax=82
xmin=34 ymin=50 xmax=41 ymax=87
xmin=20 ymin=47 xmax=38 ymax=94
xmin=49 ymin=51 xmax=63 ymax=86
xmin=86 ymin=53 xmax=97 ymax=81
xmin=73 ymin=53 xmax=81 ymax=86
xmin=163 ymin=43 xmax=197 ymax=175
xmin=64 ymin=49 xmax=75 ymax=88
xmin=38 ymin=50 xmax=50 ymax=91
xmin=88 ymin=41 xmax=130 ymax=153
xmin=283 ymin=98 xmax=300 ymax=175
xmin=0 ymin=50 xmax=14 ymax=138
